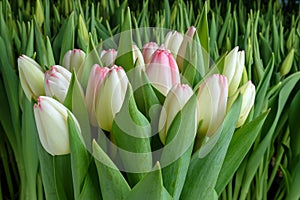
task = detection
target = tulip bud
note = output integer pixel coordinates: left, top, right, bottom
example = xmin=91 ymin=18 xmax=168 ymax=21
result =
xmin=44 ymin=65 xmax=72 ymax=103
xmin=197 ymin=74 xmax=228 ymax=137
xmin=177 ymin=26 xmax=197 ymax=70
xmin=142 ymin=42 xmax=159 ymax=65
xmin=34 ymin=96 xmax=80 ymax=155
xmin=85 ymin=64 xmax=109 ymax=126
xmin=18 ymin=55 xmax=45 ymax=101
xmin=132 ymin=45 xmax=145 ymax=69
xmin=164 ymin=31 xmax=184 ymax=57
xmin=100 ymin=49 xmax=117 ymax=67
xmin=146 ymin=47 xmax=181 ymax=96
xmin=159 ymin=83 xmax=194 ymax=144
xmin=62 ymin=49 xmax=86 ymax=72
xmin=95 ymin=66 xmax=129 ymax=131
xmin=227 ymin=81 xmax=255 ymax=128
xmin=280 ymin=48 xmax=295 ymax=76
xmin=223 ymin=46 xmax=245 ymax=96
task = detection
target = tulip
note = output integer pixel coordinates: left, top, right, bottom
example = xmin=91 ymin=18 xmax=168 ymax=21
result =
xmin=177 ymin=26 xmax=197 ymax=70
xmin=62 ymin=49 xmax=86 ymax=72
xmin=18 ymin=55 xmax=45 ymax=101
xmin=158 ymin=83 xmax=194 ymax=144
xmin=164 ymin=31 xmax=184 ymax=57
xmin=100 ymin=49 xmax=117 ymax=67
xmin=44 ymin=65 xmax=72 ymax=103
xmin=196 ymin=74 xmax=228 ymax=137
xmin=227 ymin=81 xmax=255 ymax=128
xmin=223 ymin=46 xmax=245 ymax=96
xmin=95 ymin=66 xmax=129 ymax=131
xmin=142 ymin=42 xmax=159 ymax=65
xmin=34 ymin=96 xmax=80 ymax=155
xmin=132 ymin=45 xmax=145 ymax=69
xmin=85 ymin=64 xmax=109 ymax=126
xmin=146 ymin=47 xmax=181 ymax=96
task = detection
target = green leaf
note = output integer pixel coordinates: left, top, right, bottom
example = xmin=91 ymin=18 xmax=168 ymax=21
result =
xmin=161 ymin=95 xmax=197 ymax=200
xmin=125 ymin=163 xmax=172 ymax=200
xmin=180 ymin=95 xmax=242 ymax=200
xmin=68 ymin=112 xmax=91 ymax=199
xmin=115 ymin=7 xmax=134 ymax=72
xmin=93 ymin=140 xmax=131 ymax=200
xmin=215 ymin=111 xmax=269 ymax=194
xmin=112 ymin=85 xmax=152 ymax=186
xmin=286 ymin=159 xmax=300 ymax=200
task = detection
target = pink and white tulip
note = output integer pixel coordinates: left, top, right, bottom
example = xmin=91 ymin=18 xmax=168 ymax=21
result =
xmin=95 ymin=66 xmax=129 ymax=131
xmin=85 ymin=64 xmax=109 ymax=126
xmin=132 ymin=45 xmax=145 ymax=69
xmin=159 ymin=83 xmax=194 ymax=144
xmin=164 ymin=31 xmax=184 ymax=57
xmin=34 ymin=96 xmax=80 ymax=155
xmin=100 ymin=49 xmax=117 ymax=67
xmin=142 ymin=42 xmax=159 ymax=65
xmin=44 ymin=65 xmax=72 ymax=103
xmin=196 ymin=74 xmax=228 ymax=137
xmin=146 ymin=47 xmax=181 ymax=96
xmin=62 ymin=49 xmax=86 ymax=72
xmin=18 ymin=55 xmax=45 ymax=101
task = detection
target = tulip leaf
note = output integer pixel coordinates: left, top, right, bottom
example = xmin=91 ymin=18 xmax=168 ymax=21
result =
xmin=93 ymin=140 xmax=131 ymax=200
xmin=125 ymin=163 xmax=173 ymax=200
xmin=112 ymin=85 xmax=152 ymax=186
xmin=180 ymin=95 xmax=242 ymax=200
xmin=286 ymin=159 xmax=300 ymax=200
xmin=68 ymin=112 xmax=92 ymax=199
xmin=21 ymin=99 xmax=39 ymax=200
xmin=215 ymin=110 xmax=269 ymax=194
xmin=239 ymin=72 xmax=300 ymax=199
xmin=161 ymin=95 xmax=197 ymax=200
xmin=115 ymin=7 xmax=134 ymax=72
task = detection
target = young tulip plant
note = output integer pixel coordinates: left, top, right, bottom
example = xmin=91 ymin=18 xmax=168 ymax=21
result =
xmin=17 ymin=21 xmax=267 ymax=199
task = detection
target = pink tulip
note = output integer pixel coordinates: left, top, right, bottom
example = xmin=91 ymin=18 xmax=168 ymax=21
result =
xmin=62 ymin=49 xmax=86 ymax=72
xmin=196 ymin=74 xmax=228 ymax=137
xmin=142 ymin=42 xmax=159 ymax=65
xmin=85 ymin=64 xmax=110 ymax=126
xmin=44 ymin=65 xmax=72 ymax=103
xmin=159 ymin=83 xmax=194 ymax=144
xmin=146 ymin=47 xmax=181 ymax=96
xmin=95 ymin=66 xmax=129 ymax=131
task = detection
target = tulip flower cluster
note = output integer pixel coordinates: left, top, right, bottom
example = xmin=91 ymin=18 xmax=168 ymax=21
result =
xmin=18 ymin=26 xmax=256 ymax=157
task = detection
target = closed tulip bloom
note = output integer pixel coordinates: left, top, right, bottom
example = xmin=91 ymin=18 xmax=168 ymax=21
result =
xmin=223 ymin=46 xmax=245 ymax=96
xmin=95 ymin=66 xmax=129 ymax=131
xmin=177 ymin=26 xmax=197 ymax=70
xmin=34 ymin=96 xmax=80 ymax=155
xmin=85 ymin=64 xmax=109 ymax=126
xmin=146 ymin=48 xmax=181 ymax=96
xmin=62 ymin=49 xmax=86 ymax=72
xmin=159 ymin=83 xmax=194 ymax=144
xmin=132 ymin=45 xmax=145 ymax=69
xmin=142 ymin=42 xmax=159 ymax=65
xmin=227 ymin=81 xmax=255 ymax=128
xmin=164 ymin=31 xmax=184 ymax=57
xmin=18 ymin=55 xmax=45 ymax=101
xmin=100 ymin=49 xmax=117 ymax=67
xmin=44 ymin=65 xmax=72 ymax=103
xmin=197 ymin=74 xmax=228 ymax=137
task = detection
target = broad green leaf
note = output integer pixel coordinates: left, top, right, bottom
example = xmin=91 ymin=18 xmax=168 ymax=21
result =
xmin=112 ymin=85 xmax=152 ymax=186
xmin=46 ymin=36 xmax=55 ymax=67
xmin=286 ymin=159 xmax=300 ymax=200
xmin=125 ymin=163 xmax=172 ymax=200
xmin=161 ymin=95 xmax=197 ymax=200
xmin=59 ymin=13 xmax=75 ymax=64
xmin=68 ymin=112 xmax=91 ymax=199
xmin=21 ymin=99 xmax=39 ymax=200
xmin=215 ymin=111 xmax=268 ymax=194
xmin=93 ymin=140 xmax=131 ymax=200
xmin=180 ymin=95 xmax=242 ymax=200
xmin=115 ymin=7 xmax=134 ymax=72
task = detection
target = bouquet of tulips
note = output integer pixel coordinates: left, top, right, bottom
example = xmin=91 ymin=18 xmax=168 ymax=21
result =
xmin=17 ymin=18 xmax=266 ymax=199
